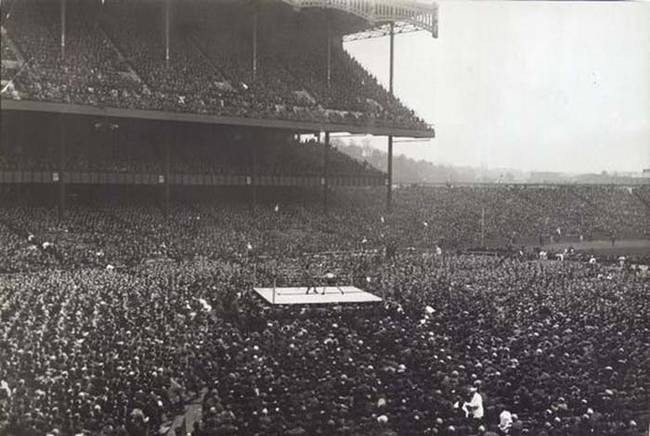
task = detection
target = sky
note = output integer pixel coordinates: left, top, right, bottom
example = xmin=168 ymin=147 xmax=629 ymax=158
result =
xmin=343 ymin=1 xmax=650 ymax=174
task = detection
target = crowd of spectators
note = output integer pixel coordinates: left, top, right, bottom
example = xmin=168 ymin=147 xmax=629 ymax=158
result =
xmin=390 ymin=185 xmax=649 ymax=247
xmin=0 ymin=197 xmax=648 ymax=435
xmin=1 ymin=5 xmax=649 ymax=433
xmin=1 ymin=0 xmax=430 ymax=131
xmin=1 ymin=26 xmax=21 ymax=92
xmin=3 ymin=0 xmax=145 ymax=107
xmin=0 ymin=184 xmax=648 ymax=276
xmin=0 ymin=134 xmax=382 ymax=177
xmin=1 ymin=39 xmax=17 ymax=61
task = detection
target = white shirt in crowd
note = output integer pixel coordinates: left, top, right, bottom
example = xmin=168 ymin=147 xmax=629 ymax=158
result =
xmin=462 ymin=391 xmax=484 ymax=419
xmin=499 ymin=410 xmax=513 ymax=432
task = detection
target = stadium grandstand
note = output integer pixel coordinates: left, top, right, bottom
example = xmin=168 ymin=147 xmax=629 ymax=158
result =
xmin=1 ymin=1 xmax=650 ymax=436
xmin=1 ymin=0 xmax=436 ymax=217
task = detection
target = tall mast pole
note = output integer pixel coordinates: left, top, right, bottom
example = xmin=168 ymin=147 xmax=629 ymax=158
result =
xmin=165 ymin=0 xmax=170 ymax=66
xmin=386 ymin=22 xmax=394 ymax=212
xmin=60 ymin=0 xmax=66 ymax=58
xmin=252 ymin=6 xmax=258 ymax=80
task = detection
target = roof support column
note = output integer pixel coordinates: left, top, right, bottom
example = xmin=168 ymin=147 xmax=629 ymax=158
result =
xmin=252 ymin=7 xmax=258 ymax=80
xmin=389 ymin=22 xmax=395 ymax=97
xmin=251 ymin=142 xmax=257 ymax=214
xmin=60 ymin=0 xmax=66 ymax=58
xmin=323 ymin=132 xmax=329 ymax=214
xmin=165 ymin=0 xmax=170 ymax=66
xmin=386 ymin=22 xmax=394 ymax=212
xmin=58 ymin=114 xmax=66 ymax=220
xmin=326 ymin=17 xmax=331 ymax=89
xmin=387 ymin=135 xmax=393 ymax=212
xmin=164 ymin=125 xmax=171 ymax=218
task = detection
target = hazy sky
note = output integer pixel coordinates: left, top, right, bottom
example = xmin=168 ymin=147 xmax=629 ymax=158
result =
xmin=344 ymin=1 xmax=650 ymax=174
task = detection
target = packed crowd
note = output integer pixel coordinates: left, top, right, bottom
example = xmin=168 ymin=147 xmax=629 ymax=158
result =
xmin=0 ymin=0 xmax=430 ymax=130
xmin=1 ymin=38 xmax=17 ymax=61
xmin=0 ymin=220 xmax=648 ymax=435
xmin=391 ymin=185 xmax=649 ymax=246
xmin=1 ymin=26 xmax=20 ymax=90
xmin=2 ymin=2 xmax=648 ymax=435
xmin=0 ymin=132 xmax=383 ymax=178
xmin=0 ymin=185 xmax=648 ymax=275
xmin=3 ymin=0 xmax=145 ymax=108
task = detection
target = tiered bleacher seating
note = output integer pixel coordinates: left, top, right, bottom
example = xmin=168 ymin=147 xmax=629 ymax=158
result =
xmin=1 ymin=0 xmax=430 ymax=130
xmin=0 ymin=133 xmax=383 ymax=178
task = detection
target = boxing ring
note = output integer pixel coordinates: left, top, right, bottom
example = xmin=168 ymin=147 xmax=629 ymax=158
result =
xmin=253 ymin=286 xmax=382 ymax=305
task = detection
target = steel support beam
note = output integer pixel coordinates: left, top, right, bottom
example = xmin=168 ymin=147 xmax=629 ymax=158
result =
xmin=58 ymin=114 xmax=66 ymax=220
xmin=60 ymin=0 xmax=66 ymax=58
xmin=326 ymin=17 xmax=332 ymax=89
xmin=1 ymin=99 xmax=435 ymax=138
xmin=251 ymin=143 xmax=257 ymax=212
xmin=386 ymin=22 xmax=394 ymax=212
xmin=165 ymin=0 xmax=170 ymax=65
xmin=343 ymin=22 xmax=422 ymax=42
xmin=323 ymin=131 xmax=329 ymax=214
xmin=164 ymin=126 xmax=171 ymax=217
xmin=387 ymin=135 xmax=393 ymax=211
xmin=252 ymin=8 xmax=258 ymax=80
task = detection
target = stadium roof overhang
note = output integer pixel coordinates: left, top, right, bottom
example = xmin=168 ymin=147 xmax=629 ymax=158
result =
xmin=1 ymin=99 xmax=435 ymax=138
xmin=281 ymin=0 xmax=439 ymax=39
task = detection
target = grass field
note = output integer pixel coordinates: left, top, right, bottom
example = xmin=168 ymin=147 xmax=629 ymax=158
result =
xmin=540 ymin=239 xmax=650 ymax=257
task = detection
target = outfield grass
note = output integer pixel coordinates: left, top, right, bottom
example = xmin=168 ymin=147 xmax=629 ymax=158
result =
xmin=540 ymin=239 xmax=650 ymax=257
